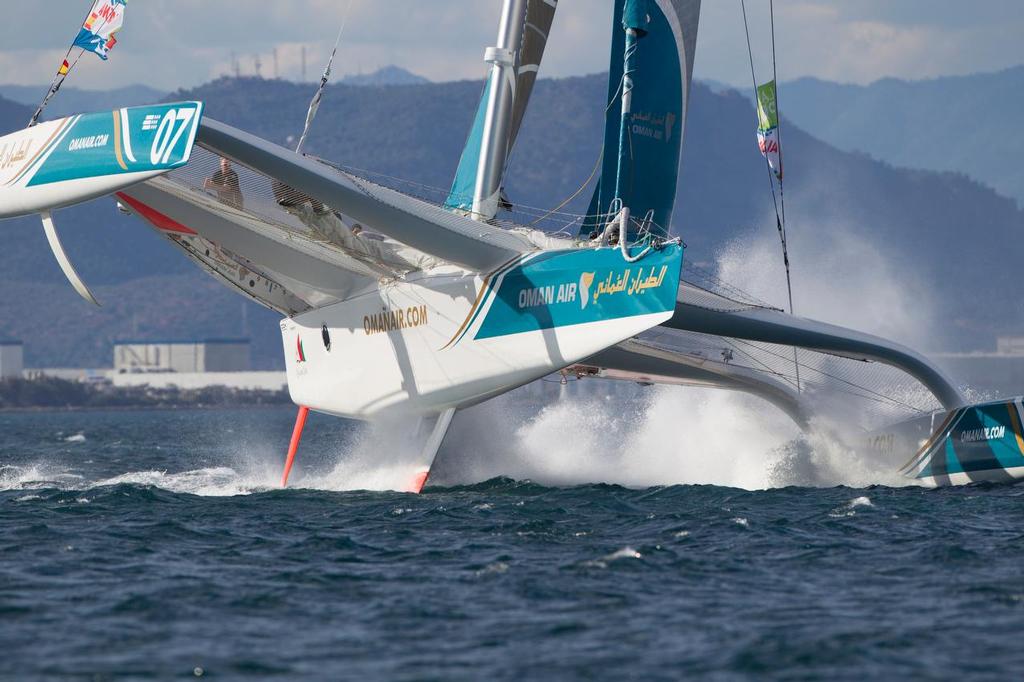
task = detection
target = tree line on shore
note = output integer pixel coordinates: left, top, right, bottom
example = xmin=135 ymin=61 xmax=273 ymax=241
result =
xmin=0 ymin=377 xmax=290 ymax=409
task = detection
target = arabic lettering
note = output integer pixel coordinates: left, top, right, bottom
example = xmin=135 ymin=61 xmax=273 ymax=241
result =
xmin=591 ymin=265 xmax=667 ymax=304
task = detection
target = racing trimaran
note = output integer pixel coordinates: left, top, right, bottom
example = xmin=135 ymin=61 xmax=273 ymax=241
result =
xmin=2 ymin=0 xmax=1023 ymax=490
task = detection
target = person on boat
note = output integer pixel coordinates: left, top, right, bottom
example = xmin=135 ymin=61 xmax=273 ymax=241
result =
xmin=606 ymin=223 xmax=620 ymax=246
xmin=204 ymin=158 xmax=243 ymax=209
xmin=272 ymin=179 xmax=324 ymax=214
xmin=270 ymin=179 xmax=441 ymax=273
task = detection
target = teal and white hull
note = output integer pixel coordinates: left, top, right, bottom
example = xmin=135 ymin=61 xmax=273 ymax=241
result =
xmin=871 ymin=398 xmax=1024 ymax=486
xmin=283 ymin=243 xmax=684 ymax=419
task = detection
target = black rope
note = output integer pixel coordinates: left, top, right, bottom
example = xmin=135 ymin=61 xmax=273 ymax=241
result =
xmin=767 ymin=0 xmax=800 ymax=394
xmin=770 ymin=0 xmax=787 ymax=232
xmin=740 ymin=0 xmax=800 ymax=392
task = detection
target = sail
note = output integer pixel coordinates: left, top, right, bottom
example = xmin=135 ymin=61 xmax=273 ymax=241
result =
xmin=583 ymin=0 xmax=701 ymax=238
xmin=445 ymin=0 xmax=558 ymax=213
xmin=509 ymin=0 xmax=558 ymax=149
xmin=444 ymin=80 xmax=492 ymax=213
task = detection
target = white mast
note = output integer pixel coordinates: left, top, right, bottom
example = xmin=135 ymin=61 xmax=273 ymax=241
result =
xmin=471 ymin=0 xmax=528 ymax=222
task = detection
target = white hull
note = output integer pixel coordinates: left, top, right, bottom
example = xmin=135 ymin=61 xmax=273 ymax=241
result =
xmin=282 ymin=266 xmax=674 ymax=419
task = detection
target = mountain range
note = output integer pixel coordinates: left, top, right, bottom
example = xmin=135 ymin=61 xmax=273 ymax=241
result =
xmin=0 ymin=84 xmax=167 ymax=121
xmin=0 ymin=70 xmax=1020 ymax=370
xmin=775 ymin=66 xmax=1024 ymax=207
xmin=0 ymin=66 xmax=430 ymax=121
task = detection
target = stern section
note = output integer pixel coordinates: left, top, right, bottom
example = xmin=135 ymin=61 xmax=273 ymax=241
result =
xmin=884 ymin=398 xmax=1024 ymax=485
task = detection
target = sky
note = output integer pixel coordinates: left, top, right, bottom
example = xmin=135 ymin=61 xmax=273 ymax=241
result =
xmin=0 ymin=1 xmax=1021 ymax=91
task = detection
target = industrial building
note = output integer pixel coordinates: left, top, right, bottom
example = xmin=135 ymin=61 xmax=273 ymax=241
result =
xmin=0 ymin=339 xmax=23 ymax=379
xmin=113 ymin=338 xmax=251 ymax=374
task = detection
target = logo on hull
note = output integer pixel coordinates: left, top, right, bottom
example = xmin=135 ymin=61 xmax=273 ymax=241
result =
xmin=960 ymin=426 xmax=1006 ymax=443
xmin=579 ymin=272 xmax=595 ymax=309
xmin=363 ymin=305 xmax=429 ymax=336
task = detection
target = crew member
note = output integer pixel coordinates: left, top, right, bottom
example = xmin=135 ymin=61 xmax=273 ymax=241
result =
xmin=204 ymin=158 xmax=243 ymax=209
xmin=272 ymin=179 xmax=324 ymax=213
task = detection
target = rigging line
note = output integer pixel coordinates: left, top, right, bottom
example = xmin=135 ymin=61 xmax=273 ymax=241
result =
xmin=768 ymin=0 xmax=793 ymax=314
xmin=722 ymin=339 xmax=799 ymax=391
xmin=767 ymin=0 xmax=801 ymax=394
xmin=31 ymin=0 xmax=99 ymax=126
xmin=30 ymin=46 xmax=81 ymax=127
xmin=669 ymin=343 xmax=921 ymax=414
xmin=528 ymin=69 xmax=627 ymax=228
xmin=295 ymin=0 xmax=354 ymax=154
xmin=740 ymin=0 xmax=781 ymax=225
xmin=725 ymin=338 xmax=928 ymax=413
xmin=740 ymin=0 xmax=800 ymax=393
xmin=332 ymin=159 xmax=590 ymax=221
xmin=770 ymin=0 xmax=786 ymax=232
xmin=528 ymin=150 xmax=603 ymax=226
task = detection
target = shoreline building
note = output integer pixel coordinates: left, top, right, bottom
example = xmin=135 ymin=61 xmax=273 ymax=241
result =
xmin=109 ymin=338 xmax=284 ymax=390
xmin=0 ymin=339 xmax=24 ymax=379
xmin=114 ymin=338 xmax=251 ymax=374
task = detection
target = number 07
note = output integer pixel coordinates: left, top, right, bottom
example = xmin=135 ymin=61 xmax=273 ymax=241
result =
xmin=150 ymin=108 xmax=196 ymax=166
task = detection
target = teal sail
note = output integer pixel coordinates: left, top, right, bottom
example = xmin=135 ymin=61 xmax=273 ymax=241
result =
xmin=445 ymin=0 xmax=559 ymax=214
xmin=445 ymin=80 xmax=491 ymax=212
xmin=583 ymin=0 xmax=701 ymax=238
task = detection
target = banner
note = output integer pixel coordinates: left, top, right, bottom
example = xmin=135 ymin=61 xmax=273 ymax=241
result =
xmin=30 ymin=0 xmax=128 ymax=126
xmin=756 ymin=79 xmax=782 ymax=180
xmin=72 ymin=0 xmax=127 ymax=60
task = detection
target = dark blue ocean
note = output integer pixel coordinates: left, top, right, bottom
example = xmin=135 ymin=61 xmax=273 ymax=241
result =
xmin=3 ymin=402 xmax=1024 ymax=680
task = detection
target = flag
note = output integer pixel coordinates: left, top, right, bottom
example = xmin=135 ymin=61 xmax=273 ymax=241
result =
xmin=756 ymin=79 xmax=782 ymax=180
xmin=30 ymin=0 xmax=127 ymax=126
xmin=72 ymin=0 xmax=127 ymax=61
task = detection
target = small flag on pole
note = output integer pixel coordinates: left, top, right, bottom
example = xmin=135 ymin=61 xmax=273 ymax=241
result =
xmin=756 ymin=79 xmax=782 ymax=180
xmin=72 ymin=0 xmax=127 ymax=61
xmin=29 ymin=0 xmax=128 ymax=126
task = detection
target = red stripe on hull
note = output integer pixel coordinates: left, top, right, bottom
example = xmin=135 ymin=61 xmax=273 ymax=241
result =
xmin=116 ymin=192 xmax=198 ymax=235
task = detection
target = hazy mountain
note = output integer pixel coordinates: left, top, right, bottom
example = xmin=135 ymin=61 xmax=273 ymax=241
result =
xmin=0 ymin=67 xmax=425 ymax=123
xmin=778 ymin=66 xmax=1024 ymax=205
xmin=0 ymin=84 xmax=167 ymax=120
xmin=0 ymin=73 xmax=1021 ymax=369
xmin=341 ymin=66 xmax=429 ymax=87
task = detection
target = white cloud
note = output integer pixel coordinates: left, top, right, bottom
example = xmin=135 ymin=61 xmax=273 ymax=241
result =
xmin=0 ymin=1 xmax=1021 ymax=90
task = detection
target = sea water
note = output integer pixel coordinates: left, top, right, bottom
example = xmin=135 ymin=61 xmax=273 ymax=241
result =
xmin=2 ymin=400 xmax=1024 ymax=680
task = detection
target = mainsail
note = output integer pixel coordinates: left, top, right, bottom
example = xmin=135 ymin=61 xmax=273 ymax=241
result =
xmin=445 ymin=0 xmax=558 ymax=215
xmin=584 ymin=0 xmax=701 ymax=238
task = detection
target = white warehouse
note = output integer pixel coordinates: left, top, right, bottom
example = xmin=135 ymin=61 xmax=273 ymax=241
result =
xmin=0 ymin=339 xmax=23 ymax=379
xmin=114 ymin=338 xmax=251 ymax=374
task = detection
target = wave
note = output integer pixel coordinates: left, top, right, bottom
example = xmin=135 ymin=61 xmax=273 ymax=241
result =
xmin=1 ymin=386 xmax=917 ymax=497
xmin=432 ymin=386 xmax=915 ymax=491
